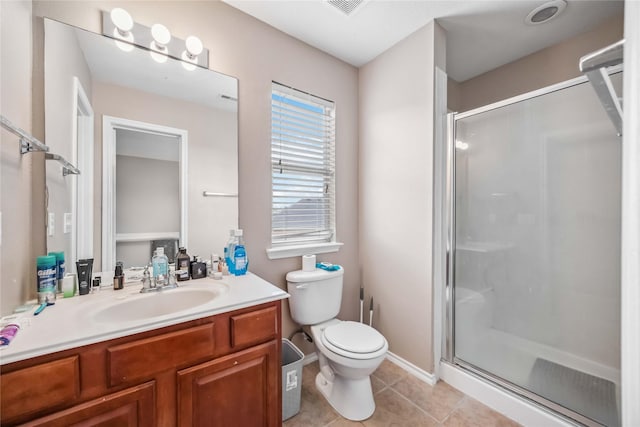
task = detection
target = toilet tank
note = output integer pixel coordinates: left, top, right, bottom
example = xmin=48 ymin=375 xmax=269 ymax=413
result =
xmin=286 ymin=267 xmax=344 ymax=325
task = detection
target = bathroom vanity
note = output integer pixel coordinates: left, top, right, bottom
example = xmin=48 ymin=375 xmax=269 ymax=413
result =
xmin=0 ymin=274 xmax=287 ymax=426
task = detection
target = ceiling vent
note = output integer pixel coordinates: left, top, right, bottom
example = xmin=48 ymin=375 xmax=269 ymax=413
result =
xmin=525 ymin=0 xmax=567 ymax=25
xmin=326 ymin=0 xmax=367 ymax=16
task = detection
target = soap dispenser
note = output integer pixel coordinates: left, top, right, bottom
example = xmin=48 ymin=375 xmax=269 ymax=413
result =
xmin=152 ymin=247 xmax=169 ymax=286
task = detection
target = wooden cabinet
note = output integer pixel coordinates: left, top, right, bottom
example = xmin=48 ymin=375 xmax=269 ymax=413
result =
xmin=177 ymin=341 xmax=279 ymax=427
xmin=22 ymin=382 xmax=156 ymax=427
xmin=0 ymin=301 xmax=282 ymax=427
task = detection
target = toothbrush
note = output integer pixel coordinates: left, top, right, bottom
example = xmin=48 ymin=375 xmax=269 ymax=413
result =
xmin=359 ymin=287 xmax=364 ymax=323
xmin=369 ymin=297 xmax=374 ymax=327
xmin=34 ymin=303 xmax=47 ymax=316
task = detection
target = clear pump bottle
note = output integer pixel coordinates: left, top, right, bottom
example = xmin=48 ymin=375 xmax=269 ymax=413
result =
xmin=225 ymin=229 xmax=237 ymax=275
xmin=152 ymin=247 xmax=169 ymax=286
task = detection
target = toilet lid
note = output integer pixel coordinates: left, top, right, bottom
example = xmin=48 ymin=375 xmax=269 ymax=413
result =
xmin=323 ymin=321 xmax=386 ymax=354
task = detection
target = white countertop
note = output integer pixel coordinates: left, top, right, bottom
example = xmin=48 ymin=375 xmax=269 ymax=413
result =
xmin=0 ymin=273 xmax=288 ymax=366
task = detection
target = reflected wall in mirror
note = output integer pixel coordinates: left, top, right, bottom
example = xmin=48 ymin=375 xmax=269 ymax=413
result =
xmin=44 ymin=18 xmax=238 ymax=273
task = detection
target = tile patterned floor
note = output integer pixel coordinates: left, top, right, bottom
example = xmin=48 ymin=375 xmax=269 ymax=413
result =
xmin=283 ymin=360 xmax=521 ymax=427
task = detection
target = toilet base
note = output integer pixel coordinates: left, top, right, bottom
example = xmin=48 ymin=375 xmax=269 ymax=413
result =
xmin=315 ymin=371 xmax=375 ymax=421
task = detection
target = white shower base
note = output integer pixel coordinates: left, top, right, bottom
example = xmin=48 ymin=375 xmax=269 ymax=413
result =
xmin=452 ymin=322 xmax=620 ymax=426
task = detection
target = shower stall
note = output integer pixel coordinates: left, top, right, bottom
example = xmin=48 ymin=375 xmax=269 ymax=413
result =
xmin=442 ymin=68 xmax=623 ymax=427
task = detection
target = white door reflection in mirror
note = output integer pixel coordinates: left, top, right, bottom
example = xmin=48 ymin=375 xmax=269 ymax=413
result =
xmin=72 ymin=77 xmax=94 ymax=265
xmin=102 ymin=116 xmax=187 ymax=272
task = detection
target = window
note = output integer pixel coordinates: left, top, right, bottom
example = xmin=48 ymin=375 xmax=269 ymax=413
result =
xmin=268 ymin=82 xmax=340 ymax=258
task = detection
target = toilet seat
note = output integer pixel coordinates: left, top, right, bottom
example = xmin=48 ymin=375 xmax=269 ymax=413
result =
xmin=321 ymin=321 xmax=386 ymax=360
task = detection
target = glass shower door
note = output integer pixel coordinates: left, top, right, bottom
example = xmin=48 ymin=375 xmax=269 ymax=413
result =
xmin=452 ymin=74 xmax=622 ymax=426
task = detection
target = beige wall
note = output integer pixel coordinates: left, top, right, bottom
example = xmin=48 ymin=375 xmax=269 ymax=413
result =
xmin=0 ymin=0 xmax=44 ymax=314
xmin=30 ymin=1 xmax=360 ymax=350
xmin=358 ymin=21 xmax=445 ymax=373
xmin=116 ymin=154 xmax=180 ymax=235
xmin=455 ymin=14 xmax=623 ymax=112
xmin=116 ymin=154 xmax=179 ymax=268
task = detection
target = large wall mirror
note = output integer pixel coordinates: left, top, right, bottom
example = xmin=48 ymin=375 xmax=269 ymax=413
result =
xmin=43 ymin=18 xmax=238 ymax=274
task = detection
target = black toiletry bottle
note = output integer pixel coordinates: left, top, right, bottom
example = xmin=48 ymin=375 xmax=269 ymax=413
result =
xmin=190 ymin=256 xmax=206 ymax=279
xmin=176 ymin=247 xmax=191 ymax=281
xmin=76 ymin=258 xmax=93 ymax=295
xmin=113 ymin=262 xmax=124 ymax=290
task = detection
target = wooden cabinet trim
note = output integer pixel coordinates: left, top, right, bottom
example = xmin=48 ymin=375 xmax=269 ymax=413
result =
xmin=177 ymin=340 xmax=279 ymax=427
xmin=108 ymin=322 xmax=215 ymax=387
xmin=230 ymin=305 xmax=278 ymax=349
xmin=1 ymin=300 xmax=282 ymax=425
xmin=22 ymin=381 xmax=156 ymax=427
xmin=0 ymin=355 xmax=80 ymax=424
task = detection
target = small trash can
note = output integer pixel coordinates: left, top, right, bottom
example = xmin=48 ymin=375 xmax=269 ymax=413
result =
xmin=282 ymin=338 xmax=304 ymax=421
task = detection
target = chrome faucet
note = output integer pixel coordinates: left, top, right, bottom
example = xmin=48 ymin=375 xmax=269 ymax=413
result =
xmin=140 ymin=265 xmax=179 ymax=293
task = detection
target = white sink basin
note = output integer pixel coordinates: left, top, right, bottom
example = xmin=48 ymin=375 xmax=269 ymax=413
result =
xmin=92 ymin=285 xmax=228 ymax=323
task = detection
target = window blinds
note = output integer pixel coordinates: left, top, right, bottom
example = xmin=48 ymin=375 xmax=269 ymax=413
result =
xmin=271 ymin=82 xmax=336 ymax=246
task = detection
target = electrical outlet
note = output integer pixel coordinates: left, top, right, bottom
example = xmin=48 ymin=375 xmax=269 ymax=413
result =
xmin=64 ymin=213 xmax=72 ymax=234
xmin=48 ymin=212 xmax=55 ymax=236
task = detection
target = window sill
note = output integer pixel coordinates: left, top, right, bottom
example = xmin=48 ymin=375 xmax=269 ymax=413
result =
xmin=266 ymin=242 xmax=344 ymax=260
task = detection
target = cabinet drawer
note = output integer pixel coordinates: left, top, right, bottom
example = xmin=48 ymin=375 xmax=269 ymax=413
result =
xmin=107 ymin=323 xmax=215 ymax=387
xmin=230 ymin=306 xmax=278 ymax=349
xmin=21 ymin=382 xmax=156 ymax=427
xmin=1 ymin=356 xmax=80 ymax=423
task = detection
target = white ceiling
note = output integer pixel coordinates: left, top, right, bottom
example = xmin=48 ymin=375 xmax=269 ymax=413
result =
xmin=223 ymin=0 xmax=623 ymax=82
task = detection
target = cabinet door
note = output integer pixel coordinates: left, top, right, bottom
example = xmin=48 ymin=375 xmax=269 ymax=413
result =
xmin=21 ymin=382 xmax=155 ymax=427
xmin=177 ymin=340 xmax=279 ymax=427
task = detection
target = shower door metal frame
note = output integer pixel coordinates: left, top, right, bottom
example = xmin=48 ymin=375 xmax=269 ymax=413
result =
xmin=441 ymin=69 xmax=622 ymax=427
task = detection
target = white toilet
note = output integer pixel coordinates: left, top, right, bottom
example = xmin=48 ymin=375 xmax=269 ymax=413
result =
xmin=286 ymin=267 xmax=388 ymax=421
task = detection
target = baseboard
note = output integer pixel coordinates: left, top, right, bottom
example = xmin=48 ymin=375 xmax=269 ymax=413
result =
xmin=303 ymin=350 xmax=437 ymax=385
xmin=386 ymin=351 xmax=438 ymax=386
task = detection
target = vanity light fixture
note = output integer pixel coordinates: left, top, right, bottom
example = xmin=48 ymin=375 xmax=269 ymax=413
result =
xmin=181 ymin=36 xmax=203 ymax=71
xmin=102 ymin=10 xmax=209 ymax=68
xmin=110 ymin=8 xmax=134 ymax=52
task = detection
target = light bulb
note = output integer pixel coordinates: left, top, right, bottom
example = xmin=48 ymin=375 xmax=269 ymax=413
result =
xmin=181 ymin=36 xmax=202 ymax=70
xmin=181 ymin=51 xmax=197 ymax=71
xmin=151 ymin=24 xmax=171 ymax=49
xmin=114 ymin=33 xmax=134 ymax=52
xmin=149 ymin=43 xmax=168 ymax=63
xmin=185 ymin=36 xmax=203 ymax=58
xmin=110 ymin=8 xmax=133 ymax=34
xmin=110 ymin=8 xmax=134 ymax=51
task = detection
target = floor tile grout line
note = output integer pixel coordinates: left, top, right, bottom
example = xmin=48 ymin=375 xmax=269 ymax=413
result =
xmin=385 ymin=385 xmax=443 ymax=425
xmin=388 ymin=376 xmax=468 ymax=424
xmin=439 ymin=395 xmax=469 ymax=425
